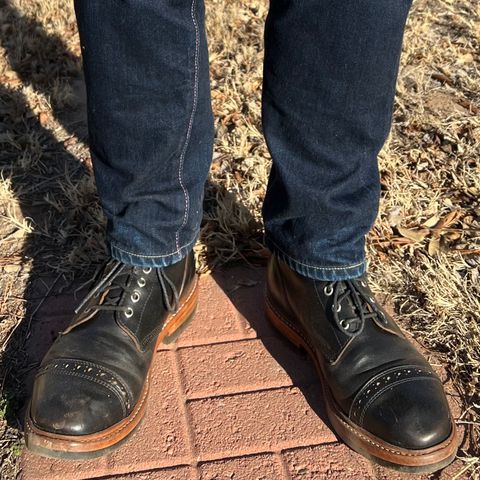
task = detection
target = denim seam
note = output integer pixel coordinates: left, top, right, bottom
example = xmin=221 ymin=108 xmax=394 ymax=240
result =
xmin=175 ymin=0 xmax=200 ymax=250
xmin=267 ymin=238 xmax=365 ymax=271
xmin=110 ymin=236 xmax=195 ymax=259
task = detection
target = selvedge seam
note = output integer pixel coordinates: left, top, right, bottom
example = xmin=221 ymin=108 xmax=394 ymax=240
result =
xmin=175 ymin=0 xmax=200 ymax=250
xmin=111 ymin=236 xmax=195 ymax=259
xmin=268 ymin=238 xmax=365 ymax=271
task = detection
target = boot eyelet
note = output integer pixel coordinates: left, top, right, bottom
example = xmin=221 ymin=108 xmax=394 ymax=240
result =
xmin=361 ymin=281 xmax=367 ymax=288
xmin=324 ymin=285 xmax=333 ymax=296
xmin=332 ymin=304 xmax=342 ymax=313
xmin=137 ymin=278 xmax=146 ymax=288
xmin=143 ymin=267 xmax=152 ymax=274
xmin=340 ymin=319 xmax=349 ymax=330
xmin=131 ymin=291 xmax=141 ymax=303
xmin=125 ymin=307 xmax=134 ymax=318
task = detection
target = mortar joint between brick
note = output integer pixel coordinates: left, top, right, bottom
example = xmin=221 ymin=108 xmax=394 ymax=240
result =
xmin=169 ymin=349 xmax=197 ymax=460
xmin=275 ymin=451 xmax=293 ymax=480
xmin=175 ymin=334 xmax=260 ymax=350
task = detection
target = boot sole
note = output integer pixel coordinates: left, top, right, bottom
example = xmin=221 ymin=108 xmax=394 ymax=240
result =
xmin=25 ymin=277 xmax=199 ymax=460
xmin=265 ymin=297 xmax=459 ymax=474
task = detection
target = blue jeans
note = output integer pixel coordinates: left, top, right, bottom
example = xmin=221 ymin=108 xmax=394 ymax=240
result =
xmin=74 ymin=0 xmax=411 ymax=281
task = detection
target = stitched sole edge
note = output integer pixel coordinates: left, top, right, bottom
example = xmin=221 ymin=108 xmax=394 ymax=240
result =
xmin=265 ymin=297 xmax=459 ymax=474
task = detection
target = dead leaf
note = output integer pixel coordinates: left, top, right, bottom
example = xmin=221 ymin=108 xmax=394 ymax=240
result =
xmin=397 ymin=226 xmax=429 ymax=243
xmin=458 ymin=53 xmax=474 ymax=64
xmin=444 ymin=231 xmax=462 ymax=242
xmin=387 ymin=207 xmax=402 ymax=227
xmin=391 ymin=237 xmax=416 ymax=247
xmin=2 ymin=264 xmax=21 ymax=273
xmin=453 ymin=248 xmax=480 ymax=255
xmin=0 ymin=75 xmax=22 ymax=87
xmin=423 ymin=214 xmax=441 ymax=228
xmin=434 ymin=210 xmax=461 ymax=231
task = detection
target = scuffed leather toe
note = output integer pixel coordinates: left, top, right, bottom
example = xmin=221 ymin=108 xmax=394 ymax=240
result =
xmin=30 ymin=364 xmax=128 ymax=436
xmin=25 ymin=253 xmax=197 ymax=459
xmin=355 ymin=374 xmax=452 ymax=450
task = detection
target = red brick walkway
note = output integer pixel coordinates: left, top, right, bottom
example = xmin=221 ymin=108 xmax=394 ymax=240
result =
xmin=21 ymin=266 xmax=465 ymax=479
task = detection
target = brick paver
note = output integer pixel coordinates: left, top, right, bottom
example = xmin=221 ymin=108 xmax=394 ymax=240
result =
xmin=21 ymin=266 xmax=466 ymax=479
xmin=198 ymin=453 xmax=285 ymax=480
xmin=283 ymin=444 xmax=374 ymax=479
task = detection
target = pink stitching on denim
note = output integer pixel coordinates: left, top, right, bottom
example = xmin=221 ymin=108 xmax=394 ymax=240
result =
xmin=175 ymin=0 xmax=200 ymax=250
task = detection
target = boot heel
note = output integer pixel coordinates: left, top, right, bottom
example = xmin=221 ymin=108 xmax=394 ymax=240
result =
xmin=156 ymin=279 xmax=199 ymax=347
xmin=265 ymin=300 xmax=306 ymax=351
xmin=163 ymin=308 xmax=197 ymax=345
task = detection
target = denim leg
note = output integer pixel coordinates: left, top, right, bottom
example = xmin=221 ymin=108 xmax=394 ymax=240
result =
xmin=74 ymin=0 xmax=213 ymax=268
xmin=262 ymin=0 xmax=412 ymax=281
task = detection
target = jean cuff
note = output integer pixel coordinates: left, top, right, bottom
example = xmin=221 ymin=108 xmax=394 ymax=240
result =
xmin=109 ymin=238 xmax=196 ymax=268
xmin=265 ymin=238 xmax=366 ymax=281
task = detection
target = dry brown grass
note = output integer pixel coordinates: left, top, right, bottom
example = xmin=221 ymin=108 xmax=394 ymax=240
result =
xmin=0 ymin=0 xmax=479 ymax=478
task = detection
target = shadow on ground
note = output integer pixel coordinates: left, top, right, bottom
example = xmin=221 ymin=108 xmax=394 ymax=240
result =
xmin=0 ymin=2 xmax=93 ymax=442
xmin=209 ymin=262 xmax=335 ymax=428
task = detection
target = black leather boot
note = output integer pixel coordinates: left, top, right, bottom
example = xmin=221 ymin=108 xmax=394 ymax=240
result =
xmin=266 ymin=257 xmax=458 ymax=473
xmin=25 ymin=251 xmax=197 ymax=459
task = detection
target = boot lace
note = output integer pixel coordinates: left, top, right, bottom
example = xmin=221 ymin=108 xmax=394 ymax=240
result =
xmin=323 ymin=279 xmax=387 ymax=336
xmin=74 ymin=259 xmax=179 ymax=318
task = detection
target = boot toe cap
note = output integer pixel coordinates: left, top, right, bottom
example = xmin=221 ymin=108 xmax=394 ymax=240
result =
xmin=357 ymin=376 xmax=453 ymax=450
xmin=30 ymin=369 xmax=127 ymax=436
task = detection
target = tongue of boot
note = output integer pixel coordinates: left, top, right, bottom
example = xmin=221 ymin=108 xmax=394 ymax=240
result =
xmin=331 ymin=280 xmax=374 ymax=335
xmin=74 ymin=260 xmax=127 ymax=315
xmin=60 ymin=261 xmax=131 ymax=334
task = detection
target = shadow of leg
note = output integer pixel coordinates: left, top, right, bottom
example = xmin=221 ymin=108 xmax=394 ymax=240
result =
xmin=0 ymin=0 xmax=85 ymax=140
xmin=201 ymin=183 xmax=335 ymax=431
xmin=199 ymin=180 xmax=266 ymax=271
xmin=0 ymin=82 xmax=102 ymax=475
